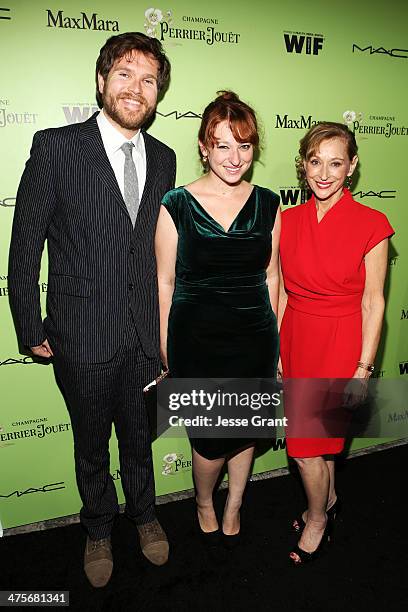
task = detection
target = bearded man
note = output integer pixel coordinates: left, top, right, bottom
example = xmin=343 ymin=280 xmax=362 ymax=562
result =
xmin=8 ymin=32 xmax=176 ymax=587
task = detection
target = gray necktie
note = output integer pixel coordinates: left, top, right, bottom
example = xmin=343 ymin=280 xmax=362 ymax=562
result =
xmin=121 ymin=142 xmax=139 ymax=226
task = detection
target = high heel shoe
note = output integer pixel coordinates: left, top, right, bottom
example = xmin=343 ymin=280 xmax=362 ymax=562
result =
xmin=326 ymin=498 xmax=341 ymax=542
xmin=292 ymin=513 xmax=306 ymax=534
xmin=222 ymin=531 xmax=241 ymax=550
xmin=195 ymin=509 xmax=220 ymax=545
xmin=292 ymin=497 xmax=340 ymax=536
xmin=289 ymin=520 xmax=329 ymax=566
xmin=222 ymin=510 xmax=241 ymax=549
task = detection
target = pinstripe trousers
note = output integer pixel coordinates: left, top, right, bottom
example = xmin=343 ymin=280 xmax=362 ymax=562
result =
xmin=53 ymin=314 xmax=160 ymax=540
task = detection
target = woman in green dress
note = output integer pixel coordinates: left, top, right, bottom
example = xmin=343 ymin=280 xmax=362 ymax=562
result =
xmin=155 ymin=91 xmax=280 ymax=542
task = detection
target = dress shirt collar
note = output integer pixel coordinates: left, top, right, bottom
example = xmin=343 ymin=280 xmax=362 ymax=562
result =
xmin=97 ymin=109 xmax=142 ymax=153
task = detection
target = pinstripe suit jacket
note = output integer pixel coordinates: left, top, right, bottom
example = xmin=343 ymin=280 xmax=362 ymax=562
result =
xmin=8 ymin=112 xmax=176 ymax=362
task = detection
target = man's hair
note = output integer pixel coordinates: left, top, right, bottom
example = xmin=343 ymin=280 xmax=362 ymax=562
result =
xmin=95 ymin=31 xmax=171 ymax=107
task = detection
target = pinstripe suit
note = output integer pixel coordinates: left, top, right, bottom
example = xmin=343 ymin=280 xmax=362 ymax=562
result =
xmin=8 ymin=112 xmax=176 ymax=538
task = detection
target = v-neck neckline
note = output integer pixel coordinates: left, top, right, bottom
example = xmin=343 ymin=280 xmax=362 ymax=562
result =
xmin=311 ymin=189 xmax=350 ymax=226
xmin=183 ymin=185 xmax=256 ymax=233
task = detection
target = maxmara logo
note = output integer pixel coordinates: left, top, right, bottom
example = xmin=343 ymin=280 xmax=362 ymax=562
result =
xmin=275 ymin=114 xmax=319 ymax=129
xmin=283 ymin=31 xmax=324 ymax=55
xmin=352 ymin=43 xmax=407 ymax=59
xmin=144 ymin=7 xmax=241 ymax=45
xmin=46 ymin=9 xmax=119 ymax=31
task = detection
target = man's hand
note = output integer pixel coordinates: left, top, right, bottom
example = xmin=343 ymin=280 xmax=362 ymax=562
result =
xmin=31 ymin=339 xmax=54 ymax=358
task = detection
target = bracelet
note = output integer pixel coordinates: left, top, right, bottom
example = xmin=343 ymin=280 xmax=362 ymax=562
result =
xmin=357 ymin=361 xmax=375 ymax=372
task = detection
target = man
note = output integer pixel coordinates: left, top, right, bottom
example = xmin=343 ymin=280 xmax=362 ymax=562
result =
xmin=8 ymin=32 xmax=176 ymax=588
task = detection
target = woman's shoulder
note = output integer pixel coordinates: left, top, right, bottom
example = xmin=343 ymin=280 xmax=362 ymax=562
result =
xmin=350 ymin=196 xmax=391 ymax=225
xmin=281 ymin=200 xmax=308 ymax=221
xmin=162 ymin=186 xmax=186 ymax=203
xmin=161 ymin=187 xmax=190 ymax=226
xmin=162 ymin=186 xmax=194 ymax=212
xmin=255 ymin=185 xmax=280 ymax=205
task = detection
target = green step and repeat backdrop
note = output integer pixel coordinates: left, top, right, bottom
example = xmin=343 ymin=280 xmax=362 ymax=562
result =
xmin=1 ymin=0 xmax=407 ymax=531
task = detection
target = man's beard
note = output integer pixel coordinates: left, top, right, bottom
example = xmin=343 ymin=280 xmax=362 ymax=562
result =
xmin=103 ymin=90 xmax=155 ymax=131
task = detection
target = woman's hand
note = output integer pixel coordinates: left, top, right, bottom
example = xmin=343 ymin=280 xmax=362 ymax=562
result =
xmin=155 ymin=205 xmax=177 ymax=376
xmin=277 ymin=356 xmax=283 ymax=380
xmin=160 ymin=344 xmax=168 ymax=371
xmin=342 ymin=368 xmax=370 ymax=408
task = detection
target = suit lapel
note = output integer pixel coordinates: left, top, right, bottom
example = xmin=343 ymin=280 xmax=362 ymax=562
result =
xmin=79 ymin=112 xmax=128 ymax=216
xmin=140 ymin=131 xmax=160 ymax=211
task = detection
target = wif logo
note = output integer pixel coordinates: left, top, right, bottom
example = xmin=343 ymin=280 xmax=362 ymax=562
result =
xmin=0 ymin=7 xmax=11 ymax=21
xmin=284 ymin=32 xmax=324 ymax=55
xmin=63 ymin=105 xmax=98 ymax=124
xmin=399 ymin=361 xmax=408 ymax=375
xmin=279 ymin=188 xmax=311 ymax=206
xmin=401 ymin=309 xmax=408 ymax=321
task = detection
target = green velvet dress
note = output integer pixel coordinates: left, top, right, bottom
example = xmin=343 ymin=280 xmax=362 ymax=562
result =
xmin=161 ymin=185 xmax=280 ymax=459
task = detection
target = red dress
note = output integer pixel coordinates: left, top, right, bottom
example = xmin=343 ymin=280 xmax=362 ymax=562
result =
xmin=279 ymin=189 xmax=394 ymax=457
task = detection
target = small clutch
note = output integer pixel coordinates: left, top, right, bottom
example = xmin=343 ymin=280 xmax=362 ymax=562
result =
xmin=143 ymin=369 xmax=170 ymax=439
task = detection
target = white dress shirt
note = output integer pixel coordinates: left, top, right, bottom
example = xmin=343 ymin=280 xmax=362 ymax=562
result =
xmin=96 ymin=109 xmax=147 ymax=201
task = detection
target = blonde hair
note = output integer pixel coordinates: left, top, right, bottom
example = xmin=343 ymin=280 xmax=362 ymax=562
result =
xmin=296 ymin=122 xmax=358 ymax=187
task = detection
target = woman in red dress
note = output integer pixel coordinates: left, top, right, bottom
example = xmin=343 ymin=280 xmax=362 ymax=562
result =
xmin=279 ymin=122 xmax=394 ymax=564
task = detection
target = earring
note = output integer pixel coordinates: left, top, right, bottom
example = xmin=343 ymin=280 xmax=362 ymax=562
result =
xmin=345 ymin=175 xmax=352 ymax=189
xmin=202 ymin=155 xmax=208 ymax=164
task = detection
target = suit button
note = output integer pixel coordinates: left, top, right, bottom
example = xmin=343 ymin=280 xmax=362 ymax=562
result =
xmin=129 ymin=247 xmax=135 ymax=255
xmin=128 ymin=283 xmax=134 ymax=291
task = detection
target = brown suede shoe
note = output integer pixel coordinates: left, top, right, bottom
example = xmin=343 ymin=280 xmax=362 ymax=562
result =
xmin=84 ymin=536 xmax=113 ymax=588
xmin=137 ymin=519 xmax=169 ymax=565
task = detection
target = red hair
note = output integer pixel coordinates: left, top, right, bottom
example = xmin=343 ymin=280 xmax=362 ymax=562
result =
xmin=198 ymin=91 xmax=259 ymax=164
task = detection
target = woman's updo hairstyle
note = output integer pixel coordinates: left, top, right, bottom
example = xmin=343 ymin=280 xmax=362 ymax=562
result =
xmin=198 ymin=91 xmax=259 ymax=168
